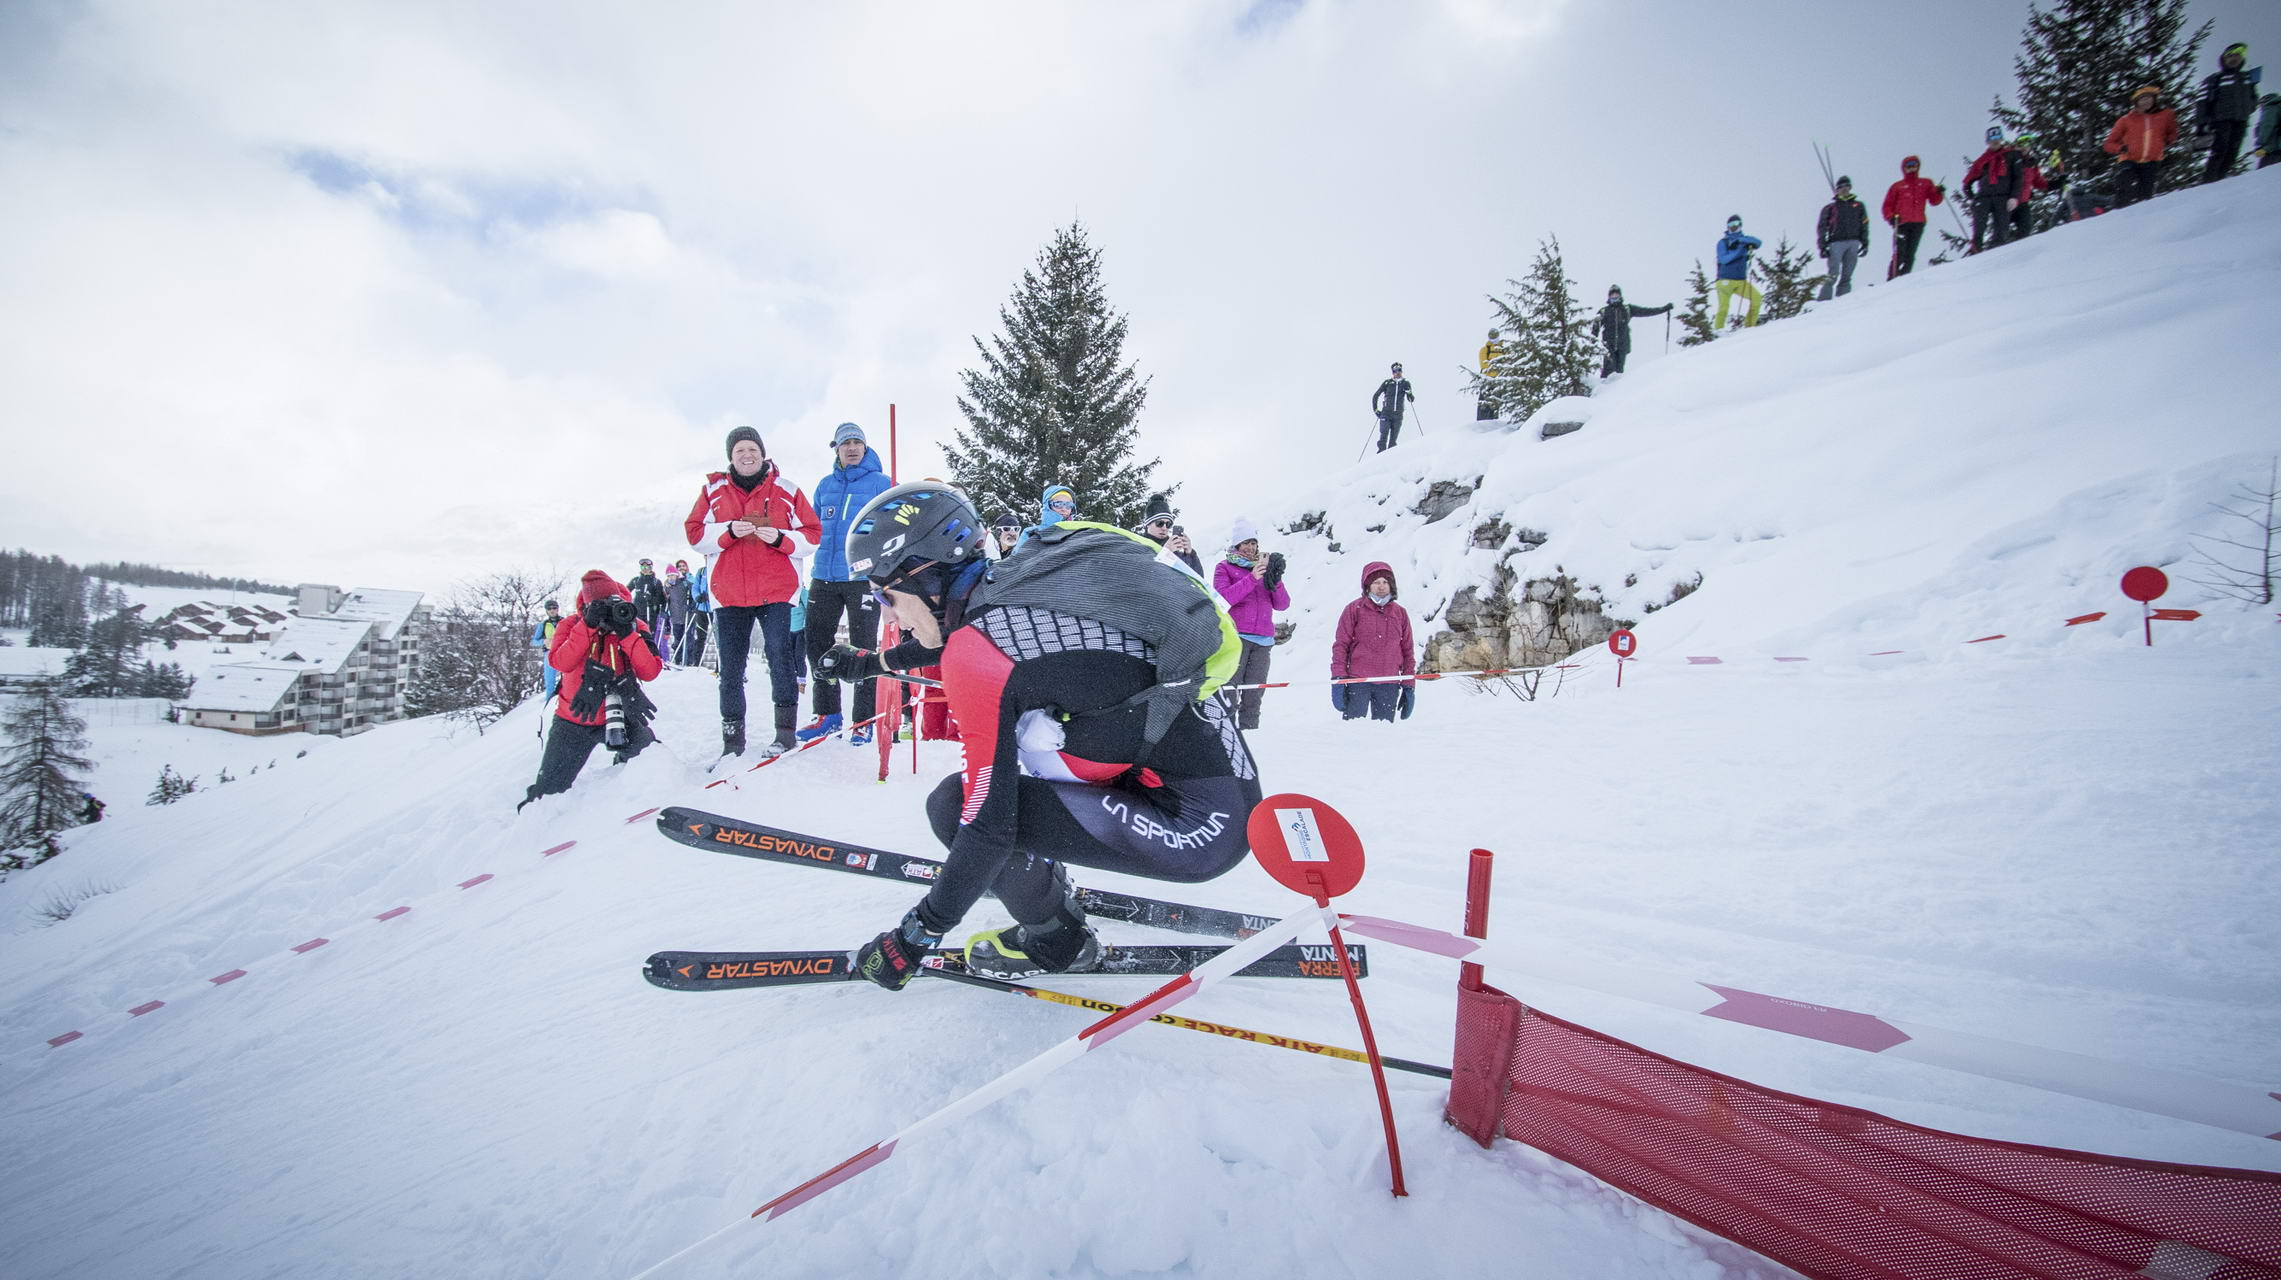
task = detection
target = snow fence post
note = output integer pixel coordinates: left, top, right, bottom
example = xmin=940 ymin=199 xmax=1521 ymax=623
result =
xmin=1247 ymin=793 xmax=1407 ymax=1198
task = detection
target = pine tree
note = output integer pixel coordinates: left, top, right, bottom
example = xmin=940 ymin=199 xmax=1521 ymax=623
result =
xmin=1467 ymin=237 xmax=1597 ymax=424
xmin=943 ymin=222 xmax=1159 ymax=529
xmin=1752 ymin=237 xmax=1826 ymax=324
xmin=64 ymin=605 xmax=146 ymax=697
xmin=1676 ymin=261 xmax=1719 ymax=347
xmin=135 ymin=661 xmax=195 ymax=699
xmin=1995 ymin=0 xmax=2210 ymax=201
xmin=0 ymin=677 xmax=94 ymax=874
xmin=147 ymin=763 xmax=199 ymax=806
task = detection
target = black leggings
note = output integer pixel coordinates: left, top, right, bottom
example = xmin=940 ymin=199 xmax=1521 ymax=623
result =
xmin=924 ymin=769 xmax=1259 ymax=927
xmin=524 ymin=715 xmax=653 ymax=805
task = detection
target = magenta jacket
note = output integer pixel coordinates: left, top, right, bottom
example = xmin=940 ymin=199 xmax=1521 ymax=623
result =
xmin=1332 ymin=561 xmax=1415 ymax=682
xmin=1214 ymin=558 xmax=1290 ymax=640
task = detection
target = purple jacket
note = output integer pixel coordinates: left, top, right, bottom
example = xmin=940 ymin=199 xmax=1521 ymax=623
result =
xmin=1332 ymin=561 xmax=1414 ymax=681
xmin=1214 ymin=558 xmax=1289 ymax=639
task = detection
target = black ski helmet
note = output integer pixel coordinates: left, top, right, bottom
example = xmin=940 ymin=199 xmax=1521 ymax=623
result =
xmin=845 ymin=481 xmax=988 ymax=593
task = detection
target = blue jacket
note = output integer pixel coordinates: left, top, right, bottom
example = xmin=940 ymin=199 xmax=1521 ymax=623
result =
xmin=1715 ymin=232 xmax=1761 ymax=281
xmin=690 ymin=566 xmax=711 ymax=613
xmin=810 ymin=447 xmax=895 ymax=582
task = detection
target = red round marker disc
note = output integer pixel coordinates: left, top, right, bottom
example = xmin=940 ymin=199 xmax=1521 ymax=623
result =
xmin=1247 ymin=794 xmax=1365 ymax=901
xmin=1607 ymin=628 xmax=1638 ymax=657
xmin=2119 ymin=566 xmax=2168 ymax=603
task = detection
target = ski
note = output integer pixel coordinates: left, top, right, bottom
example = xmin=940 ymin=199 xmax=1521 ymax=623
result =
xmin=644 ymin=942 xmax=1367 ymax=992
xmin=654 ymin=807 xmax=1283 ymax=941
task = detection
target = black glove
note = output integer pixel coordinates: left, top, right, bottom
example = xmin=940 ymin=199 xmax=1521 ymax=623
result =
xmin=580 ymin=599 xmax=607 ymax=629
xmin=856 ymin=907 xmax=943 ymax=990
xmin=1330 ymin=682 xmax=1348 ymax=714
xmin=567 ymin=660 xmax=612 ymax=719
xmin=817 ymin=644 xmax=885 ymax=682
xmin=1262 ymin=552 xmax=1286 ymax=591
xmin=1397 ymin=684 xmax=1416 ymax=720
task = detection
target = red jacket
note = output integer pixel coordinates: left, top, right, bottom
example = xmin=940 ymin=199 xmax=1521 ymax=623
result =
xmin=1332 ymin=562 xmax=1415 ymax=683
xmin=1881 ymin=158 xmax=1945 ymax=224
xmin=683 ymin=464 xmax=820 ymax=607
xmin=549 ymin=571 xmax=662 ymax=726
xmin=2105 ymin=106 xmax=2179 ymax=163
xmin=1965 ymin=145 xmax=2021 ymax=200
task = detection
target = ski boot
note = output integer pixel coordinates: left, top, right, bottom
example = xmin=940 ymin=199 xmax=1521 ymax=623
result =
xmin=848 ymin=726 xmax=872 ymax=747
xmin=794 ymin=713 xmax=842 ymax=743
xmin=721 ymin=717 xmax=745 ymax=757
xmin=962 ymin=918 xmax=1101 ymax=981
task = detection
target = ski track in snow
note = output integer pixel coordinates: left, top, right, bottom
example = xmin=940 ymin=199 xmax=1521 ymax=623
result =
xmin=3 ymin=174 xmax=2280 ymax=1279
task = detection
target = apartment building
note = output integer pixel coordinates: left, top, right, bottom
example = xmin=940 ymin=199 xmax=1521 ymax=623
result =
xmin=181 ymin=586 xmax=429 ymax=737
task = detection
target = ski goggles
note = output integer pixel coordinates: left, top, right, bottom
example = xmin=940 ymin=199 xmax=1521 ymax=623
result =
xmin=1048 ymin=499 xmax=1075 ymax=514
xmin=1904 ymin=160 xmax=1920 ymax=170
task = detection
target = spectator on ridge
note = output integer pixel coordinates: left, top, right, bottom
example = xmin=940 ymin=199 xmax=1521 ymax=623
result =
xmin=1816 ymin=177 xmax=1871 ymax=299
xmin=2195 ymin=42 xmax=2262 ymax=184
xmin=1595 ymin=286 xmax=1672 ymax=378
xmin=1713 ymin=216 xmax=1763 ymax=329
xmin=2104 ymin=85 xmax=2178 ymax=208
xmin=1881 ymin=156 xmax=1945 ymax=279
xmin=799 ymin=421 xmax=895 ymax=746
xmin=683 ymin=426 xmax=819 ymax=759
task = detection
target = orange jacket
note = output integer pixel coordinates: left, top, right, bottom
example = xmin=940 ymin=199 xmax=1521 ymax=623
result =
xmin=2104 ymin=107 xmax=2179 ymax=163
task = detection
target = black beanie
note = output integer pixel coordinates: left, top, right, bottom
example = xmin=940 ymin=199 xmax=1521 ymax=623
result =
xmin=725 ymin=426 xmax=763 ymax=461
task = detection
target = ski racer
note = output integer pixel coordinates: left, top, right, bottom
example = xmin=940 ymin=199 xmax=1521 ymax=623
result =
xmin=822 ymin=481 xmax=1261 ymax=987
xmin=1712 ymin=216 xmax=1763 ymax=329
xmin=1596 ymin=285 xmax=1672 ymax=377
xmin=1881 ymin=156 xmax=1945 ymax=279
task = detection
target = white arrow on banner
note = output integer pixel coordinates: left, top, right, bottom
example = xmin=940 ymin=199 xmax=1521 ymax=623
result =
xmin=1335 ymin=914 xmax=2281 ymax=1142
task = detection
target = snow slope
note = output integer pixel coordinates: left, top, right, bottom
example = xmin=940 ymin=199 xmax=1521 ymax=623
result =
xmin=2 ymin=175 xmax=2278 ymax=1280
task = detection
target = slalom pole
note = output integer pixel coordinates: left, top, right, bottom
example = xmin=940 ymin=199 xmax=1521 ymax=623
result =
xmin=919 ymin=965 xmax=1452 ymax=1079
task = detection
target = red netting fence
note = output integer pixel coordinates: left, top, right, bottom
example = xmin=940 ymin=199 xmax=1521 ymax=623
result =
xmin=1447 ymin=983 xmax=2281 ymax=1280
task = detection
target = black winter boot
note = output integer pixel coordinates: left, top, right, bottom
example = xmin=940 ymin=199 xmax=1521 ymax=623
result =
xmin=963 ymin=918 xmax=1101 ymax=980
xmin=761 ymin=704 xmax=797 ymax=758
xmin=722 ymin=717 xmax=745 ymax=757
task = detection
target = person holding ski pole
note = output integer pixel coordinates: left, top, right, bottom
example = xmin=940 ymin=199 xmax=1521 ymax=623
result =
xmin=684 ymin=426 xmax=819 ymax=759
xmin=1881 ymin=156 xmax=1945 ymax=278
xmin=1595 ymin=286 xmax=1672 ymax=378
xmin=1712 ymin=216 xmax=1763 ymax=329
xmin=798 ymin=421 xmax=895 ymax=746
xmin=1816 ymin=176 xmax=1871 ymax=299
xmin=2195 ymin=43 xmax=2263 ymax=184
xmin=824 ymin=481 xmax=1260 ymax=987
xmin=2104 ymin=85 xmax=2178 ymax=208
xmin=1371 ymin=362 xmax=1414 ymax=452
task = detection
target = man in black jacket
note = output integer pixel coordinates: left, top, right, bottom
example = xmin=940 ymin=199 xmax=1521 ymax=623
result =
xmin=2197 ymin=42 xmax=2263 ymax=184
xmin=1594 ymin=287 xmax=1672 ymax=378
xmin=1371 ymin=362 xmax=1413 ymax=452
xmin=1816 ymin=177 xmax=1872 ymax=299
xmin=1965 ymin=127 xmax=2022 ymax=253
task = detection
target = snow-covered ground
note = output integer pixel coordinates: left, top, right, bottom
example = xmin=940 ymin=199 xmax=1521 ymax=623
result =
xmin=1 ymin=176 xmax=2277 ymax=1279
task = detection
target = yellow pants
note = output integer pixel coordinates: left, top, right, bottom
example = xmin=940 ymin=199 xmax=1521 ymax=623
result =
xmin=1714 ymin=278 xmax=1762 ymax=328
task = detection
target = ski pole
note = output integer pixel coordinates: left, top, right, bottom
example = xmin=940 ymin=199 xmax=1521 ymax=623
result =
xmin=919 ymin=964 xmax=1452 ymax=1079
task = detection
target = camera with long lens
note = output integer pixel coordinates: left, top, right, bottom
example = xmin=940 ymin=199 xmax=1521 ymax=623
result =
xmin=604 ymin=691 xmax=628 ymax=749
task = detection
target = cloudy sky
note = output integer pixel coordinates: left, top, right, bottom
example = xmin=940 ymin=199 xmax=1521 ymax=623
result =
xmin=4 ymin=0 xmax=2274 ymax=598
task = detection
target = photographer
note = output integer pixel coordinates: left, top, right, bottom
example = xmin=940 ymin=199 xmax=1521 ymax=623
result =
xmin=1137 ymin=492 xmax=1204 ymax=576
xmin=1212 ymin=518 xmax=1289 ymax=731
xmin=518 ymin=570 xmax=663 ymax=811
